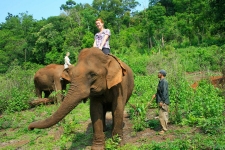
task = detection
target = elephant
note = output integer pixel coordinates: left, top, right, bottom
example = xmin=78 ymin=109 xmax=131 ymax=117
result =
xmin=28 ymin=47 xmax=134 ymax=150
xmin=34 ymin=64 xmax=71 ymax=102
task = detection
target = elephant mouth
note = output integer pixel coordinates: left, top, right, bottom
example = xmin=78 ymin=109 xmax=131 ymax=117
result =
xmin=90 ymin=88 xmax=104 ymax=96
xmin=82 ymin=98 xmax=89 ymax=103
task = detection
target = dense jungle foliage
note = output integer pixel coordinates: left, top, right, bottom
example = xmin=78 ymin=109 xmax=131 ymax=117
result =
xmin=0 ymin=0 xmax=225 ymax=72
xmin=0 ymin=0 xmax=225 ymax=149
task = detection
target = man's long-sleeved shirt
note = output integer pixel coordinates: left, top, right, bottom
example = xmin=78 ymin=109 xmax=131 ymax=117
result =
xmin=156 ymin=78 xmax=170 ymax=105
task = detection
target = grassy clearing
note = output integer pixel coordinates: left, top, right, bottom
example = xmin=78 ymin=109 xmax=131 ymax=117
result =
xmin=0 ymin=102 xmax=90 ymax=150
xmin=1 ymin=97 xmax=225 ymax=149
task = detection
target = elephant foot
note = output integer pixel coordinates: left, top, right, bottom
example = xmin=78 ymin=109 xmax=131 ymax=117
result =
xmin=91 ymin=134 xmax=105 ymax=150
xmin=112 ymin=132 xmax=123 ymax=146
xmin=91 ymin=145 xmax=105 ymax=150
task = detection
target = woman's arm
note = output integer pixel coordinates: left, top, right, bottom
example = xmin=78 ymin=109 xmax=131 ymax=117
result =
xmin=99 ymin=34 xmax=109 ymax=50
xmin=93 ymin=39 xmax=97 ymax=47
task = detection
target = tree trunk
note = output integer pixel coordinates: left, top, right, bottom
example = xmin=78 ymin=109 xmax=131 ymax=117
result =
xmin=149 ymin=37 xmax=152 ymax=49
xmin=162 ymin=34 xmax=164 ymax=47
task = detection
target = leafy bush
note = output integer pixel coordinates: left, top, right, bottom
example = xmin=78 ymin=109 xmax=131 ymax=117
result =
xmin=118 ymin=53 xmax=150 ymax=76
xmin=177 ymin=45 xmax=225 ymax=72
xmin=6 ymin=88 xmax=30 ymax=113
xmin=105 ymin=135 xmax=121 ymax=150
xmin=128 ymin=75 xmax=157 ymax=131
xmin=146 ymin=119 xmax=160 ymax=130
xmin=179 ymin=80 xmax=225 ymax=134
xmin=0 ymin=62 xmax=35 ymax=113
xmin=198 ymin=117 xmax=225 ymax=134
xmin=130 ymin=103 xmax=147 ymax=131
xmin=169 ymin=71 xmax=194 ymax=124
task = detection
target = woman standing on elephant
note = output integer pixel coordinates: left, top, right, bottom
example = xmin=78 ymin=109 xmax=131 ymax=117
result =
xmin=93 ymin=18 xmax=111 ymax=55
xmin=64 ymin=52 xmax=71 ymax=69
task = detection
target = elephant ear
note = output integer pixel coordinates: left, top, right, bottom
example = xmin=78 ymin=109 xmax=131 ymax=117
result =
xmin=61 ymin=68 xmax=72 ymax=82
xmin=106 ymin=55 xmax=126 ymax=89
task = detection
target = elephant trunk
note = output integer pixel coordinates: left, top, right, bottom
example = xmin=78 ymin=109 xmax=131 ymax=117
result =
xmin=28 ymin=83 xmax=89 ymax=130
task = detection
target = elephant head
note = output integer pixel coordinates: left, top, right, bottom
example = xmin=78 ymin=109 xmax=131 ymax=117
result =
xmin=28 ymin=47 xmax=134 ymax=149
xmin=61 ymin=65 xmax=74 ymax=82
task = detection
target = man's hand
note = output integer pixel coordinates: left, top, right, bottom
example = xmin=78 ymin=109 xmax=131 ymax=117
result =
xmin=159 ymin=102 xmax=163 ymax=107
xmin=152 ymin=94 xmax=156 ymax=99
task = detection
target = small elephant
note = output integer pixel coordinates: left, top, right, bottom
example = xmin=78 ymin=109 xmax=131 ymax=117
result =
xmin=34 ymin=64 xmax=71 ymax=102
xmin=29 ymin=48 xmax=134 ymax=150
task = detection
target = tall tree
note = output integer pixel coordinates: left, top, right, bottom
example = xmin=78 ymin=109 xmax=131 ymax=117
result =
xmin=92 ymin=0 xmax=139 ymax=33
xmin=173 ymin=0 xmax=210 ymax=45
xmin=0 ymin=13 xmax=31 ymax=66
xmin=158 ymin=0 xmax=175 ymax=16
xmin=60 ymin=0 xmax=76 ymax=12
xmin=32 ymin=22 xmax=63 ymax=64
xmin=209 ymin=0 xmax=225 ymax=35
xmin=139 ymin=3 xmax=166 ymax=49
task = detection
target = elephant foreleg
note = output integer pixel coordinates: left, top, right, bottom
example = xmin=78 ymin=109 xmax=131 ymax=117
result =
xmin=90 ymin=99 xmax=105 ymax=150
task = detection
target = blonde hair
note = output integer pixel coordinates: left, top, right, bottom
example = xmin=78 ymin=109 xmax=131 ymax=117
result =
xmin=96 ymin=18 xmax=104 ymax=24
xmin=66 ymin=52 xmax=70 ymax=56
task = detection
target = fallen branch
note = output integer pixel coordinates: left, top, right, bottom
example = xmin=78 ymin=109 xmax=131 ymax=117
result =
xmin=29 ymin=98 xmax=55 ymax=107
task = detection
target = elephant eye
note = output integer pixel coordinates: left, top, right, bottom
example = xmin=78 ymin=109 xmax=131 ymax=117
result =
xmin=90 ymin=72 xmax=96 ymax=77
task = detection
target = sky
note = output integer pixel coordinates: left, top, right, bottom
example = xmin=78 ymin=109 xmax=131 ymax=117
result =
xmin=0 ymin=0 xmax=148 ymax=23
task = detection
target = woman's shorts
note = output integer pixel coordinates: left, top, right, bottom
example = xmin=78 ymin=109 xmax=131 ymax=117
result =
xmin=102 ymin=48 xmax=110 ymax=55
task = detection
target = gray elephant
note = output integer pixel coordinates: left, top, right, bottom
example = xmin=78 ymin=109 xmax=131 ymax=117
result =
xmin=29 ymin=48 xmax=134 ymax=150
xmin=34 ymin=64 xmax=71 ymax=102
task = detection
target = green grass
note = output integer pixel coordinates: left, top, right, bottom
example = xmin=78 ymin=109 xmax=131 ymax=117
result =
xmin=1 ymin=90 xmax=225 ymax=149
xmin=0 ymin=102 xmax=90 ymax=149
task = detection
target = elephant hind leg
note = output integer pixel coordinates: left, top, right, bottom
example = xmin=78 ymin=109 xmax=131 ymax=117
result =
xmin=44 ymin=91 xmax=51 ymax=98
xmin=102 ymin=110 xmax=107 ymax=132
xmin=35 ymin=88 xmax=42 ymax=98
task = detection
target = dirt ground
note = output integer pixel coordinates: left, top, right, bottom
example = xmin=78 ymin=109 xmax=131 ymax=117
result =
xmin=70 ymin=108 xmax=199 ymax=150
xmin=78 ymin=108 xmax=200 ymax=150
xmin=106 ymin=109 xmax=177 ymax=146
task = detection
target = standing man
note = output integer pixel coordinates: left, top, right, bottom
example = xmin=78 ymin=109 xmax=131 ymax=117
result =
xmin=152 ymin=69 xmax=169 ymax=134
